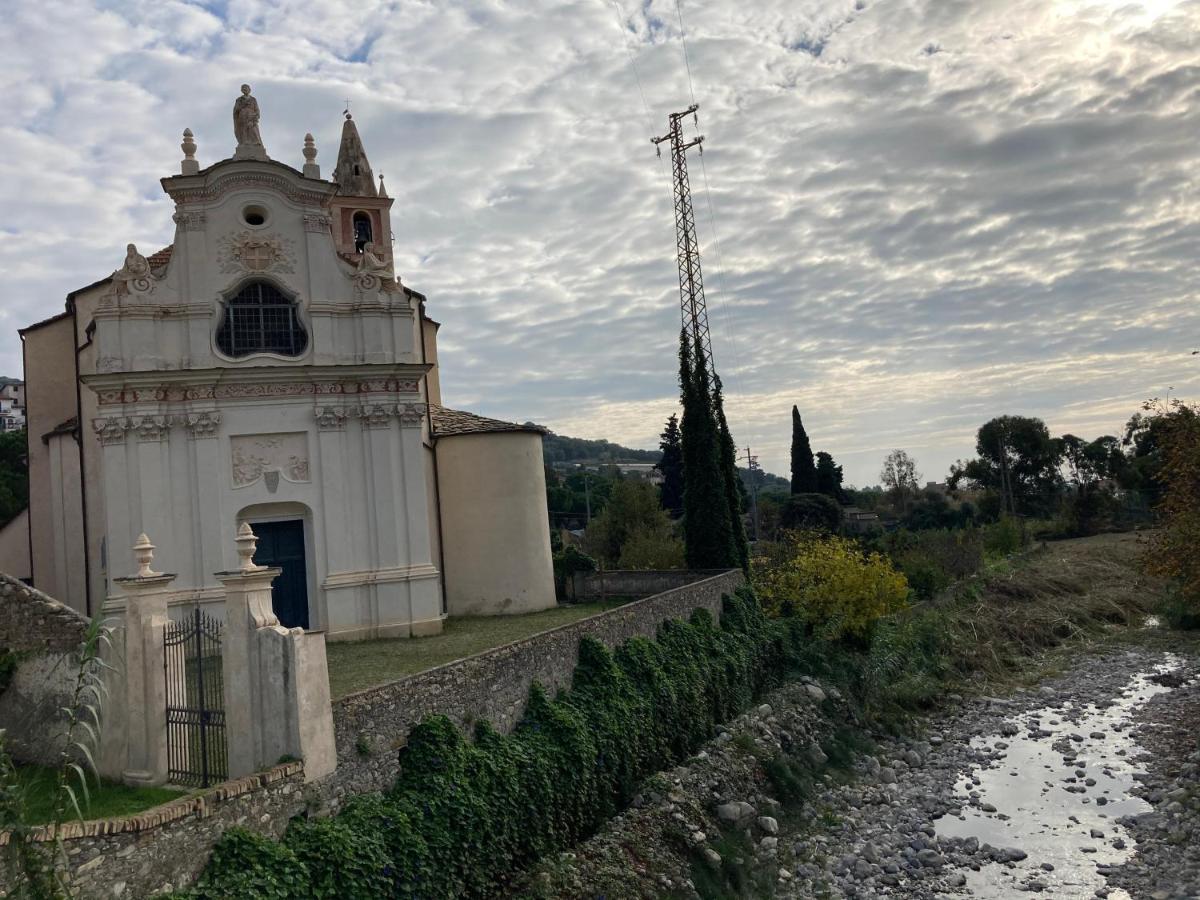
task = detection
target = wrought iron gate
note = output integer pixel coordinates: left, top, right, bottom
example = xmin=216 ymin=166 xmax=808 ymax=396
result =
xmin=164 ymin=608 xmax=228 ymax=787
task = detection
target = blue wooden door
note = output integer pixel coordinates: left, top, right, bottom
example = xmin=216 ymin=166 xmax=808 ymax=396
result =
xmin=251 ymin=520 xmax=310 ymax=629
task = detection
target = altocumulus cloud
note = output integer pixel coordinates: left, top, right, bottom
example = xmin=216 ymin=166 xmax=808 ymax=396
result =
xmin=1 ymin=0 xmax=1198 ymax=484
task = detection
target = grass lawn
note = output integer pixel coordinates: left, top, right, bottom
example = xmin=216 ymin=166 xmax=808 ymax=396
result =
xmin=326 ymin=599 xmax=631 ymax=700
xmin=14 ymin=765 xmax=184 ymax=825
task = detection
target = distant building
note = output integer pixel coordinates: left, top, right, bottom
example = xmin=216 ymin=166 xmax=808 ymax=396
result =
xmin=552 ymin=460 xmax=664 ymax=485
xmin=842 ymin=506 xmax=880 ymax=534
xmin=0 ymin=382 xmax=24 ymax=432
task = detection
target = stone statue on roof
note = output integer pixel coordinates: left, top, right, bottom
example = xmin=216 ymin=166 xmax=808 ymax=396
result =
xmin=356 ymin=241 xmax=392 ymax=278
xmin=233 ymin=84 xmax=268 ymax=160
xmin=110 ymin=243 xmax=154 ymax=297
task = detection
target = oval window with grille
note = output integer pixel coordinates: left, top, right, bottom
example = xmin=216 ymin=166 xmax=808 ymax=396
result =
xmin=215 ymin=281 xmax=308 ymax=358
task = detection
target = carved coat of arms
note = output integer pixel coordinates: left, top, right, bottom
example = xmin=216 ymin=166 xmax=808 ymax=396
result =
xmin=218 ymin=232 xmax=296 ymax=275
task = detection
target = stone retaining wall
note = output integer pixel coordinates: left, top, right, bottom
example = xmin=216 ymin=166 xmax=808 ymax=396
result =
xmin=0 ymin=761 xmax=306 ymax=898
xmin=0 ymin=572 xmax=91 ymax=765
xmin=0 ymin=571 xmax=88 ymax=654
xmin=570 ymin=568 xmax=732 ymax=601
xmin=327 ymin=568 xmax=744 ymax=798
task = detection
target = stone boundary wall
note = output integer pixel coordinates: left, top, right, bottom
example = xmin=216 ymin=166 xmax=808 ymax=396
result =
xmin=0 ymin=572 xmax=91 ymax=765
xmin=0 ymin=571 xmax=89 ymax=653
xmin=328 ymin=568 xmax=744 ymax=797
xmin=0 ymin=761 xmax=306 ymax=899
xmin=0 ymin=570 xmax=743 ymax=897
xmin=570 ymin=568 xmax=732 ymax=601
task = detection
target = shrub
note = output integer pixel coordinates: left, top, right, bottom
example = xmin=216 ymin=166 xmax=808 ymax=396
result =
xmin=186 ymin=588 xmax=791 ymax=900
xmin=283 ymin=815 xmax=392 ymax=899
xmin=983 ymin=516 xmax=1024 ymax=556
xmin=754 ymin=532 xmax=909 ymax=636
xmin=551 ymin=545 xmax=596 ymax=602
xmin=1143 ymin=401 xmax=1200 ymax=626
xmin=617 ymin=525 xmax=685 ymax=569
xmin=780 ymin=492 xmax=842 ymax=533
xmin=188 ymin=828 xmax=312 ymax=900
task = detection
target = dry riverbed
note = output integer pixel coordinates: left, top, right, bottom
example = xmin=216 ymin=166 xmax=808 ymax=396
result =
xmin=513 ymin=631 xmax=1200 ymax=899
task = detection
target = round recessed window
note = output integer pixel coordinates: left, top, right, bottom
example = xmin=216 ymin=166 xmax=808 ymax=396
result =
xmin=242 ymin=205 xmax=268 ymax=227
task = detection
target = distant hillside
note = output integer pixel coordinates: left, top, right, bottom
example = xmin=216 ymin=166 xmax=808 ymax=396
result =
xmin=539 ymin=430 xmax=661 ymax=464
xmin=539 ymin=427 xmax=791 ymax=489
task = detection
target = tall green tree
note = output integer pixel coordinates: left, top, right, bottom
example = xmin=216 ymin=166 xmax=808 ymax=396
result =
xmin=678 ymin=332 xmax=737 ymax=569
xmin=712 ymin=375 xmax=749 ymax=570
xmin=814 ymin=451 xmax=844 ymax=501
xmin=949 ymin=415 xmax=1063 ymax=516
xmin=790 ymin=407 xmax=816 ymax=494
xmin=0 ymin=429 xmax=28 ymax=529
xmin=655 ymin=414 xmax=684 ymax=517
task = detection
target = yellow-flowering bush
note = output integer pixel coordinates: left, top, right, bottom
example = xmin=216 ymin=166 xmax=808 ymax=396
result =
xmin=755 ymin=532 xmax=910 ymax=638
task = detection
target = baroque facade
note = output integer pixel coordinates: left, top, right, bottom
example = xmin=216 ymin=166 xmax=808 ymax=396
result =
xmin=18 ymin=86 xmax=555 ymax=639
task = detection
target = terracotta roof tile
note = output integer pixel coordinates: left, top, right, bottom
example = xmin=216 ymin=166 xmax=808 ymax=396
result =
xmin=147 ymin=245 xmax=173 ymax=268
xmin=430 ymin=405 xmax=546 ymax=437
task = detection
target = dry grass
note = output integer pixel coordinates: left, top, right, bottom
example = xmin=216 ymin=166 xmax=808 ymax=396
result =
xmin=938 ymin=531 xmax=1163 ymax=682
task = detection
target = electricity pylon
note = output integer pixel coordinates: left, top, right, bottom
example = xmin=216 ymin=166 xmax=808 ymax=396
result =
xmin=653 ymin=104 xmax=714 ymax=388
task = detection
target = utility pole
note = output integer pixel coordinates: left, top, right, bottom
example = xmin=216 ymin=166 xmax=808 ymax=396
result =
xmin=740 ymin=446 xmax=761 ymax=542
xmin=652 ymin=104 xmax=714 ymax=388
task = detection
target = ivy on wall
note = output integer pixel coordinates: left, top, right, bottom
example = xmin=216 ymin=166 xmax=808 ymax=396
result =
xmin=175 ymin=587 xmax=806 ymax=900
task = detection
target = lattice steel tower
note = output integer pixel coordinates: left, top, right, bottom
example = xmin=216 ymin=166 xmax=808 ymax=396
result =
xmin=653 ymin=104 xmax=714 ymax=386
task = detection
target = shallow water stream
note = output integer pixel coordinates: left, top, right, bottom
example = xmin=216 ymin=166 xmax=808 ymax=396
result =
xmin=936 ymin=655 xmax=1184 ymax=897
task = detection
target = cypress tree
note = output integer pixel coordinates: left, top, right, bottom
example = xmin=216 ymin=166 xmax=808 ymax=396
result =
xmin=712 ymin=375 xmax=750 ymax=571
xmin=679 ymin=331 xmax=737 ymax=568
xmin=790 ymin=406 xmax=816 ymax=494
xmin=656 ymin=414 xmax=684 ymax=517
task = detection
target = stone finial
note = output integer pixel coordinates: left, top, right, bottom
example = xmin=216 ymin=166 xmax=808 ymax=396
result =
xmin=181 ymin=128 xmax=199 ymax=175
xmin=235 ymin=521 xmax=265 ymax=572
xmin=302 ymin=132 xmax=320 ymax=179
xmin=133 ymin=533 xmax=160 ymax=578
xmin=377 ymin=172 xmax=388 ymax=199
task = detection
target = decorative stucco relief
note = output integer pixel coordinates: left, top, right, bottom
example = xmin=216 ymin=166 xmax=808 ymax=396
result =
xmin=97 ymin=380 xmax=422 ymax=406
xmin=314 ymin=406 xmax=348 ymax=430
xmin=217 ymin=232 xmax=296 ymax=276
xmin=303 ymin=214 xmax=332 ymax=234
xmin=165 ymin=172 xmax=331 ymax=206
xmin=92 ymin=417 xmax=131 ymax=446
xmin=172 ymin=212 xmax=207 ymax=232
xmin=184 ymin=411 xmax=221 ymax=439
xmin=231 ymin=433 xmax=310 ymax=488
xmin=351 ymin=402 xmax=427 ymax=428
xmin=133 ymin=415 xmax=173 ymax=442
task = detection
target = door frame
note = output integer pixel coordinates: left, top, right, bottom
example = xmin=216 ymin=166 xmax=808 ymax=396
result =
xmin=236 ymin=502 xmax=319 ymax=631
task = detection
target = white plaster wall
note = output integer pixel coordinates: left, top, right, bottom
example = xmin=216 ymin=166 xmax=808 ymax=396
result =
xmin=436 ymin=431 xmax=555 ymax=617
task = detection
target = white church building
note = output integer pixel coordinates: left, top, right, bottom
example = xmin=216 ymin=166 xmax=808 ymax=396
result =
xmin=16 ymin=86 xmax=555 ymax=639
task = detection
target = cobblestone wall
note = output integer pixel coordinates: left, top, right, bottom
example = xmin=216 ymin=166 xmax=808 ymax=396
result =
xmin=0 ymin=762 xmax=306 ymax=899
xmin=327 ymin=569 xmax=744 ymax=799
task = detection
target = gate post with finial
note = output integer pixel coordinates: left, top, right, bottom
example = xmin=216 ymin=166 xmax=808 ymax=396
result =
xmin=110 ymin=533 xmax=177 ymax=786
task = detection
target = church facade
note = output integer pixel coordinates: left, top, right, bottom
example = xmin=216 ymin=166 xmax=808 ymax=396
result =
xmin=18 ymin=86 xmax=555 ymax=639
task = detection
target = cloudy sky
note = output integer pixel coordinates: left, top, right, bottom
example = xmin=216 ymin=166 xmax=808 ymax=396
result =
xmin=2 ymin=0 xmax=1199 ymax=485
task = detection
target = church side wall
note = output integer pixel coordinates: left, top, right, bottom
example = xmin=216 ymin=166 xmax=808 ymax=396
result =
xmin=22 ymin=315 xmax=85 ymax=611
xmin=436 ymin=430 xmax=555 ymax=617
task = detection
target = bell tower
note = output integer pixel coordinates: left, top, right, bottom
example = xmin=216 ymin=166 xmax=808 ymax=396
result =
xmin=328 ymin=112 xmax=393 ymax=261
